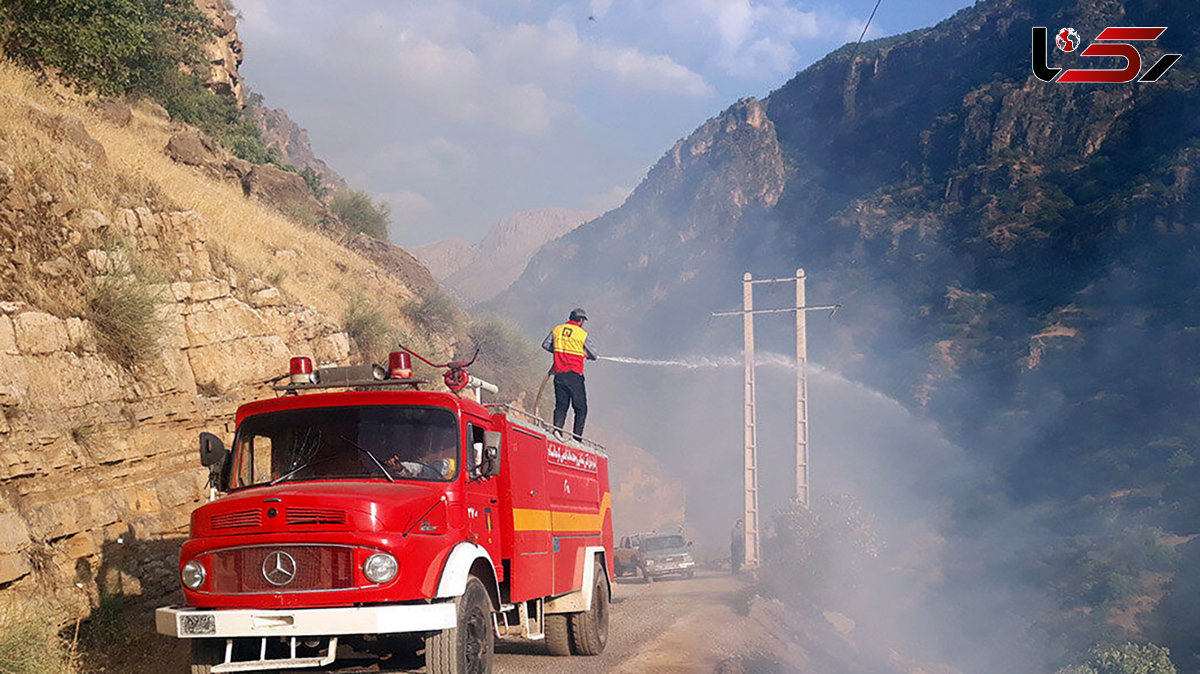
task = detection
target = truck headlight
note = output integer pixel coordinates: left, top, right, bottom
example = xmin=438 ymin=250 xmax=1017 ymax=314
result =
xmin=363 ymin=553 xmax=398 ymax=584
xmin=181 ymin=559 xmax=206 ymax=590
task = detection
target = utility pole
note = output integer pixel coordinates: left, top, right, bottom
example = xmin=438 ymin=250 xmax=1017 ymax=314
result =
xmin=714 ymin=271 xmax=838 ymax=552
xmin=741 ymin=273 xmax=760 ymax=566
xmin=795 ymin=269 xmax=810 ymax=508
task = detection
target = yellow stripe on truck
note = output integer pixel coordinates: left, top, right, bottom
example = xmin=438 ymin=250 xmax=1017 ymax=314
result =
xmin=512 ymin=493 xmax=611 ymax=533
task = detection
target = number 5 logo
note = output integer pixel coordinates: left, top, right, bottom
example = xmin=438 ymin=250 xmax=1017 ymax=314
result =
xmin=1032 ymin=26 xmax=1182 ymax=83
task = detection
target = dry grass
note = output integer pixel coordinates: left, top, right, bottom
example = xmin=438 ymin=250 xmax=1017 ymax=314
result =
xmin=85 ymin=271 xmax=167 ymax=369
xmin=0 ymin=59 xmax=440 ymax=358
xmin=0 ymin=601 xmax=75 ymax=674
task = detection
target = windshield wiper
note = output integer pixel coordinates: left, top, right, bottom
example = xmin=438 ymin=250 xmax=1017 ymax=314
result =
xmin=340 ymin=435 xmax=395 ymax=483
xmin=270 ymin=455 xmax=334 ymax=486
xmin=268 ymin=436 xmax=396 ymax=486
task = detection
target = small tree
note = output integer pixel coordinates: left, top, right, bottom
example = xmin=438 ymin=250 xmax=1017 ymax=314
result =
xmin=331 ymin=189 xmax=391 ymax=241
xmin=1 ymin=0 xmax=211 ymax=96
xmin=760 ymin=494 xmax=882 ymax=608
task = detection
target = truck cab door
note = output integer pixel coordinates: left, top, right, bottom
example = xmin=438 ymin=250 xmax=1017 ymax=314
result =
xmin=463 ymin=421 xmax=500 ymax=560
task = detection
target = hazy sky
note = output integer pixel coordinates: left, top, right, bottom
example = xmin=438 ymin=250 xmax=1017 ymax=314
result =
xmin=235 ymin=0 xmax=974 ymax=245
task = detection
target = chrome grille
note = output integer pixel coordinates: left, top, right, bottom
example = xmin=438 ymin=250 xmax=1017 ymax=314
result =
xmin=207 ymin=545 xmax=356 ymax=594
xmin=286 ymin=507 xmax=348 ymax=526
xmin=210 ymin=509 xmax=262 ymax=530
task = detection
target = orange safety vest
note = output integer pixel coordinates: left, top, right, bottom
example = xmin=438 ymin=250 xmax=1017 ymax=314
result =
xmin=550 ymin=321 xmax=589 ymax=374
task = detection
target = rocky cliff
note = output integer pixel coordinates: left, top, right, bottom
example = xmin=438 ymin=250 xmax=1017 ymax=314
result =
xmin=194 ymin=0 xmax=245 ymax=107
xmin=248 ymin=104 xmax=348 ymax=195
xmin=0 ymin=62 xmax=449 ymax=614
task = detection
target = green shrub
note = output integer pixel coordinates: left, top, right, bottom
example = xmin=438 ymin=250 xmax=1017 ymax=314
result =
xmin=343 ymin=294 xmax=390 ymax=358
xmin=464 ymin=317 xmax=548 ymax=407
xmin=297 ymin=166 xmax=328 ymax=200
xmin=760 ymin=494 xmax=882 ymax=609
xmin=0 ymin=603 xmax=74 ymax=674
xmin=330 ymin=189 xmax=391 ymax=241
xmin=1056 ymin=643 xmax=1176 ymax=674
xmin=86 ymin=271 xmax=166 ymax=369
xmin=154 ymin=69 xmax=278 ymax=164
xmin=405 ymin=289 xmax=461 ymax=334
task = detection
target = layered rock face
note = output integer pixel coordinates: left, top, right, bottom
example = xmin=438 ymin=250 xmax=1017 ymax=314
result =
xmin=195 ymin=0 xmax=245 ymax=107
xmin=0 ymin=205 xmax=351 ymax=606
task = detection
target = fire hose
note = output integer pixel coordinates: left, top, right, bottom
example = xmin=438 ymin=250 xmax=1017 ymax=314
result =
xmin=533 ymin=369 xmax=553 ymax=414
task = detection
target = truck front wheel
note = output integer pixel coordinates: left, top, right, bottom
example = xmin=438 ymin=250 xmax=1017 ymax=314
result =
xmin=570 ymin=568 xmax=610 ymax=655
xmin=426 ymin=576 xmax=494 ymax=674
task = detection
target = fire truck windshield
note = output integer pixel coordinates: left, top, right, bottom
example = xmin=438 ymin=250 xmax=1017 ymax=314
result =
xmin=231 ymin=405 xmax=460 ymax=488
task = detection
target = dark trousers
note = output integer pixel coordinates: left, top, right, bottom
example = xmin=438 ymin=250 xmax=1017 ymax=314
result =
xmin=552 ymin=371 xmax=588 ymax=438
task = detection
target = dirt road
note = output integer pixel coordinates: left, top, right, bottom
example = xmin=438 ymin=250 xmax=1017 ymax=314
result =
xmin=495 ymin=570 xmax=747 ymax=674
xmin=107 ymin=570 xmax=873 ymax=673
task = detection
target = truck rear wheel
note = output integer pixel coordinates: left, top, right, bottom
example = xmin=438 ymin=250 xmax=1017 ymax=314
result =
xmin=569 ymin=568 xmax=609 ymax=656
xmin=190 ymin=639 xmax=224 ymax=674
xmin=426 ymin=576 xmax=494 ymax=674
xmin=544 ymin=613 xmax=572 ymax=656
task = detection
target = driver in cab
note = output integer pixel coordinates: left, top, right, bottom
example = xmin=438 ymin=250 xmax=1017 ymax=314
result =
xmin=384 ymin=424 xmax=456 ymax=480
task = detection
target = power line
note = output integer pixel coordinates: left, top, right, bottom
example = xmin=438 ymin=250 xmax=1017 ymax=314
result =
xmin=848 ymin=0 xmax=885 ymax=62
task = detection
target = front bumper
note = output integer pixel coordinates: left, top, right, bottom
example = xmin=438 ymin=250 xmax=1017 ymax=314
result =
xmin=645 ymin=560 xmax=695 ymax=576
xmin=156 ymin=602 xmax=456 ymax=639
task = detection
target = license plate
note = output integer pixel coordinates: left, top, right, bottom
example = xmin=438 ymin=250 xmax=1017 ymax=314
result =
xmin=180 ymin=614 xmax=216 ymax=635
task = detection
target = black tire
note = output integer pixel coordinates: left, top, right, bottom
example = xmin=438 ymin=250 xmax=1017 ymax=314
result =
xmin=569 ymin=567 xmax=609 ymax=656
xmin=685 ymin=569 xmax=695 ymax=579
xmin=426 ymin=576 xmax=494 ymax=674
xmin=190 ymin=639 xmax=224 ymax=674
xmin=544 ymin=613 xmax=572 ymax=656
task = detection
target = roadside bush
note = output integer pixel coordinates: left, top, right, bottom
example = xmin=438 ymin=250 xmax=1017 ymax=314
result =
xmin=760 ymin=494 xmax=882 ymax=609
xmin=330 ymin=189 xmax=391 ymax=241
xmin=464 ymin=317 xmax=548 ymax=408
xmin=86 ymin=270 xmax=166 ymax=369
xmin=0 ymin=603 xmax=74 ymax=673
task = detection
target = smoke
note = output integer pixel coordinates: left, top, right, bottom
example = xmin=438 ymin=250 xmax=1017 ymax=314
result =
xmin=587 ymin=345 xmax=1053 ymax=672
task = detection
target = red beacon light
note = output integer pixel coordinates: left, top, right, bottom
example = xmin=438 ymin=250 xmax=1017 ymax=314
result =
xmin=388 ymin=352 xmax=413 ymax=379
xmin=289 ymin=356 xmax=315 ymax=385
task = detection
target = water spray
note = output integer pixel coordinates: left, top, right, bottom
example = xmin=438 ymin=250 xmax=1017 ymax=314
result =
xmin=596 ymin=353 xmax=798 ymax=370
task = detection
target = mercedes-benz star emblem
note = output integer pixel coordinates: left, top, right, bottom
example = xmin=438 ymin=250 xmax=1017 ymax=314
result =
xmin=262 ymin=551 xmax=297 ymax=586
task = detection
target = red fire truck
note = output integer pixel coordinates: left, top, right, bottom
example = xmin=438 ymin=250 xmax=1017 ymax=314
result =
xmin=156 ymin=351 xmax=614 ymax=673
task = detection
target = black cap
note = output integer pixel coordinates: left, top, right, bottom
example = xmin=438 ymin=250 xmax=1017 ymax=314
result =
xmin=569 ymin=307 xmax=588 ymax=322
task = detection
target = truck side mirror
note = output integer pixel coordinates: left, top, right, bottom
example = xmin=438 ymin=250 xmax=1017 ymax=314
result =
xmin=483 ymin=431 xmax=502 ymax=477
xmin=200 ymin=431 xmax=229 ymax=492
xmin=199 ymin=432 xmax=227 ymax=467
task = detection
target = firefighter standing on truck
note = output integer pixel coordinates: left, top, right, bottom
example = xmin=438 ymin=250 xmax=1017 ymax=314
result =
xmin=542 ymin=308 xmax=597 ymax=438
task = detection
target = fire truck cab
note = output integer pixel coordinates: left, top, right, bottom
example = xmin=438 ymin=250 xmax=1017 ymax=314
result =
xmin=156 ymin=354 xmax=614 ymax=673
